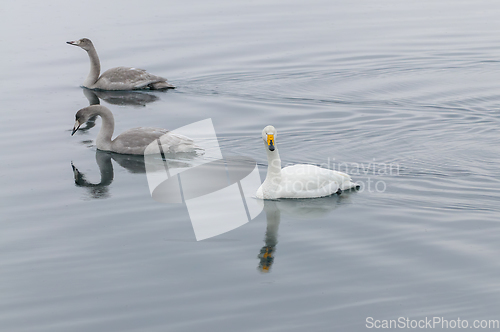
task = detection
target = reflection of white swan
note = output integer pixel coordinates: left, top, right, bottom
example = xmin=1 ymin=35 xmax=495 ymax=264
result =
xmin=272 ymin=195 xmax=346 ymax=219
xmin=256 ymin=125 xmax=358 ymax=199
xmin=71 ymin=105 xmax=201 ymax=155
xmin=258 ymin=200 xmax=281 ymax=273
xmin=257 ymin=195 xmax=351 ymax=272
xmin=67 ymin=38 xmax=175 ymax=90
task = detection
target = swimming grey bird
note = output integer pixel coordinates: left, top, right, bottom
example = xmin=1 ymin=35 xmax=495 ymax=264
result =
xmin=71 ymin=105 xmax=201 ymax=155
xmin=67 ymin=38 xmax=175 ymax=90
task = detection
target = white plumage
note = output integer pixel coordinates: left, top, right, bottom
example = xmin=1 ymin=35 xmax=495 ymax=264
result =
xmin=256 ymin=125 xmax=357 ymax=199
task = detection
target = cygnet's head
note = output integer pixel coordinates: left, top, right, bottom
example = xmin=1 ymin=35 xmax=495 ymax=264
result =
xmin=262 ymin=125 xmax=277 ymax=151
xmin=67 ymin=38 xmax=94 ymax=51
xmin=72 ymin=105 xmax=101 ymax=136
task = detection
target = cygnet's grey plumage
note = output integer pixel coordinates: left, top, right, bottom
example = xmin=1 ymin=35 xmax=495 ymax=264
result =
xmin=67 ymin=38 xmax=175 ymax=90
xmin=71 ymin=105 xmax=200 ymax=155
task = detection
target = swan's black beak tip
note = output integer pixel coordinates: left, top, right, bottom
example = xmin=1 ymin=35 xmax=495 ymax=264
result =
xmin=71 ymin=120 xmax=81 ymax=136
xmin=266 ymin=133 xmax=275 ymax=151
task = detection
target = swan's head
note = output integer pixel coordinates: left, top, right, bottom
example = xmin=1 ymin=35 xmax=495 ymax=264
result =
xmin=67 ymin=38 xmax=94 ymax=51
xmin=72 ymin=105 xmax=100 ymax=135
xmin=262 ymin=125 xmax=277 ymax=152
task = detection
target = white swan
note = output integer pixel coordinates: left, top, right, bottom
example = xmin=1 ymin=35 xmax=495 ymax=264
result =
xmin=256 ymin=125 xmax=358 ymax=199
xmin=67 ymin=38 xmax=175 ymax=90
xmin=71 ymin=105 xmax=201 ymax=155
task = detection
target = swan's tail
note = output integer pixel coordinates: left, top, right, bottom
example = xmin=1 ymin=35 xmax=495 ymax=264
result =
xmin=149 ymin=81 xmax=175 ymax=90
xmin=340 ymin=180 xmax=359 ymax=191
xmin=333 ymin=170 xmax=359 ymax=191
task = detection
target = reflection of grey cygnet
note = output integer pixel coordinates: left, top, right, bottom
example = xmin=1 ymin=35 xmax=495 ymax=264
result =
xmin=67 ymin=38 xmax=175 ymax=90
xmin=71 ymin=105 xmax=202 ymax=155
xmin=72 ymin=150 xmax=192 ymax=199
xmin=83 ymin=87 xmax=159 ymax=107
xmin=256 ymin=125 xmax=358 ymax=199
xmin=71 ymin=151 xmax=114 ymax=199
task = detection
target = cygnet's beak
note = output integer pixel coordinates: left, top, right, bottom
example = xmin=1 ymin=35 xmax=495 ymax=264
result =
xmin=267 ymin=134 xmax=275 ymax=151
xmin=67 ymin=40 xmax=78 ymax=46
xmin=71 ymin=120 xmax=81 ymax=136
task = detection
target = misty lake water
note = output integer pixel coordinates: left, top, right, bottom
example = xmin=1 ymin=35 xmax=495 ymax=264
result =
xmin=1 ymin=0 xmax=500 ymax=331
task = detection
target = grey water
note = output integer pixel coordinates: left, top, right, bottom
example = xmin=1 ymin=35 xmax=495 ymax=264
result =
xmin=1 ymin=0 xmax=500 ymax=330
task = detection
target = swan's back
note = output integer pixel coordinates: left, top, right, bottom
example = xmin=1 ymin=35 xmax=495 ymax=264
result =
xmin=278 ymin=164 xmax=338 ymax=198
xmin=112 ymin=127 xmax=168 ymax=155
xmin=279 ymin=164 xmax=356 ymax=198
xmin=112 ymin=128 xmax=199 ymax=155
xmin=94 ymin=67 xmax=172 ymax=90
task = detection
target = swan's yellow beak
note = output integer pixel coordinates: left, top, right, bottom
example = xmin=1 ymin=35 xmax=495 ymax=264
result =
xmin=71 ymin=120 xmax=81 ymax=136
xmin=267 ymin=134 xmax=275 ymax=151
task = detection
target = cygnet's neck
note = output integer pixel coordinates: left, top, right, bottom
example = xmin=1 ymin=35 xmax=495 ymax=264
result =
xmin=92 ymin=106 xmax=114 ymax=151
xmin=84 ymin=45 xmax=101 ymax=88
xmin=264 ymin=145 xmax=282 ymax=185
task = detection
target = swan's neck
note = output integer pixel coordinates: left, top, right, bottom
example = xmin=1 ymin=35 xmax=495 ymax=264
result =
xmin=94 ymin=107 xmax=114 ymax=151
xmin=84 ymin=46 xmax=101 ymax=88
xmin=263 ymin=146 xmax=282 ymax=187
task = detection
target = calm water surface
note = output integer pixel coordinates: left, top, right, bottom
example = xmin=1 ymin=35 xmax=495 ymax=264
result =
xmin=1 ymin=0 xmax=500 ymax=331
